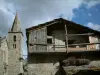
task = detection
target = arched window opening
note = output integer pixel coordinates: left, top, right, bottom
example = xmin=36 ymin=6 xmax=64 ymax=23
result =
xmin=14 ymin=35 xmax=16 ymax=42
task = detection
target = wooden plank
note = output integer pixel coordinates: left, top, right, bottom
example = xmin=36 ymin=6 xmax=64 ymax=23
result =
xmin=34 ymin=21 xmax=59 ymax=30
xmin=36 ymin=27 xmax=47 ymax=51
xmin=28 ymin=30 xmax=37 ymax=53
xmin=32 ymin=30 xmax=36 ymax=52
xmin=29 ymin=27 xmax=47 ymax=52
xmin=66 ymin=33 xmax=94 ymax=36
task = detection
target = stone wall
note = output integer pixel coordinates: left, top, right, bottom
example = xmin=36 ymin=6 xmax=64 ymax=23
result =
xmin=0 ymin=50 xmax=4 ymax=75
xmin=28 ymin=54 xmax=66 ymax=75
xmin=0 ymin=37 xmax=8 ymax=75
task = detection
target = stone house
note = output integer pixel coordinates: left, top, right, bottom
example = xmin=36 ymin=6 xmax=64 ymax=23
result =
xmin=0 ymin=37 xmax=8 ymax=75
xmin=26 ymin=18 xmax=100 ymax=75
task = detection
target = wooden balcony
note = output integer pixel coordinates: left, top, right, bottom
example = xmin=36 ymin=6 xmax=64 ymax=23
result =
xmin=47 ymin=45 xmax=99 ymax=52
xmin=28 ymin=42 xmax=100 ymax=53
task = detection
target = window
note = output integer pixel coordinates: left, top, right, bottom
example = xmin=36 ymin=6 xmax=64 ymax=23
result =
xmin=18 ymin=73 xmax=23 ymax=75
xmin=13 ymin=35 xmax=16 ymax=42
xmin=15 ymin=44 xmax=16 ymax=48
xmin=13 ymin=44 xmax=16 ymax=48
xmin=47 ymin=38 xmax=52 ymax=44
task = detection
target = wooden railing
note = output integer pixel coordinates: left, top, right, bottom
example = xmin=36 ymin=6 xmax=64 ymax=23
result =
xmin=29 ymin=42 xmax=100 ymax=52
xmin=47 ymin=44 xmax=100 ymax=52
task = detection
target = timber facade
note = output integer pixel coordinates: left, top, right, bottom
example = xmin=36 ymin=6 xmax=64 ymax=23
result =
xmin=26 ymin=18 xmax=100 ymax=75
xmin=26 ymin=18 xmax=100 ymax=53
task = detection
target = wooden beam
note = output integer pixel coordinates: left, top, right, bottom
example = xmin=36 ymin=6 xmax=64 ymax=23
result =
xmin=68 ymin=42 xmax=100 ymax=46
xmin=65 ymin=25 xmax=68 ymax=52
xmin=29 ymin=42 xmax=100 ymax=46
xmin=66 ymin=33 xmax=94 ymax=36
xmin=29 ymin=43 xmax=47 ymax=46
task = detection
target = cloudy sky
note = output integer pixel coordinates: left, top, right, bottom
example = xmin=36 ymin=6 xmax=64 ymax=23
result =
xmin=0 ymin=0 xmax=100 ymax=58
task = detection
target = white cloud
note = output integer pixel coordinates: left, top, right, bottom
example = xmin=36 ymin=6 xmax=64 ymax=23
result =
xmin=0 ymin=0 xmax=15 ymax=27
xmin=0 ymin=1 xmax=14 ymax=15
xmin=0 ymin=0 xmax=100 ymax=28
xmin=84 ymin=0 xmax=100 ymax=8
xmin=4 ymin=0 xmax=84 ymax=26
xmin=87 ymin=22 xmax=100 ymax=31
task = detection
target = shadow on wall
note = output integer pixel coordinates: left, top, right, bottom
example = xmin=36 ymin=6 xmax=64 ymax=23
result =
xmin=55 ymin=66 xmax=67 ymax=75
xmin=73 ymin=70 xmax=100 ymax=75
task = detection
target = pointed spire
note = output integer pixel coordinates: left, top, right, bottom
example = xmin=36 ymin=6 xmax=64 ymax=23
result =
xmin=10 ymin=12 xmax=21 ymax=32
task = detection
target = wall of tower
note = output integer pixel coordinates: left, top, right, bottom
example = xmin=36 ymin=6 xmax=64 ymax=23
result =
xmin=7 ymin=33 xmax=23 ymax=75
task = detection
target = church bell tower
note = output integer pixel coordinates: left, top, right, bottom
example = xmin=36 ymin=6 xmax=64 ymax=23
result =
xmin=7 ymin=12 xmax=23 ymax=75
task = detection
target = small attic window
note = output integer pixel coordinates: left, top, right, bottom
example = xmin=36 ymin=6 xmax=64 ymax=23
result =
xmin=13 ymin=35 xmax=16 ymax=42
